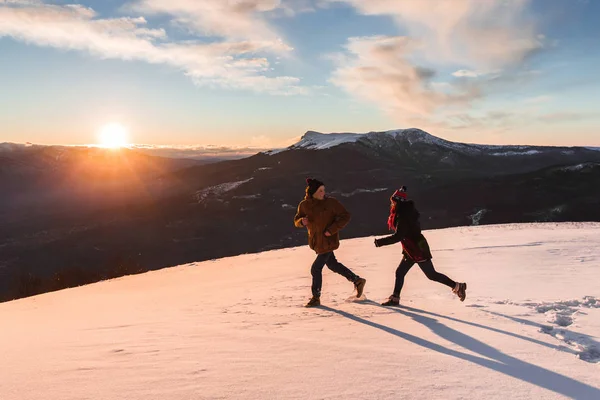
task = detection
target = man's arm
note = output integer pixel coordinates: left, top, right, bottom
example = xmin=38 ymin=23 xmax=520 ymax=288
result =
xmin=294 ymin=202 xmax=307 ymax=228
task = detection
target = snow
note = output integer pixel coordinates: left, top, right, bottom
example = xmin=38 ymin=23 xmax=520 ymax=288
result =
xmin=269 ymin=129 xmax=598 ymax=159
xmin=262 ymin=148 xmax=286 ymax=155
xmin=1 ymin=223 xmax=599 ymax=400
xmin=562 ymin=164 xmax=587 ymax=171
xmin=287 ymin=129 xmax=455 ymax=151
xmin=560 ymin=163 xmax=599 ymax=172
xmin=490 ymin=150 xmax=542 ymax=156
xmin=274 ymin=129 xmax=553 ymax=157
xmin=384 ymin=128 xmax=459 ymax=149
xmin=468 ymin=209 xmax=487 ymax=225
xmin=291 ymin=130 xmax=363 ymax=150
xmin=193 ymin=178 xmax=253 ymax=203
xmin=336 ymin=187 xmax=388 ymax=197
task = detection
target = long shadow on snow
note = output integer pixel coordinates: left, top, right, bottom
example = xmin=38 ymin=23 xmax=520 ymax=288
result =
xmin=397 ymin=304 xmax=579 ymax=357
xmin=435 ymin=242 xmax=543 ymax=252
xmin=319 ymin=304 xmax=600 ymax=399
xmin=479 ymin=309 xmax=600 ymax=363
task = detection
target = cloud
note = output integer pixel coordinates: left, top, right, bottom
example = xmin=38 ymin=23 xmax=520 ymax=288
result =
xmin=0 ymin=0 xmax=42 ymax=4
xmin=327 ymin=0 xmax=542 ymax=67
xmin=440 ymin=110 xmax=597 ymax=137
xmin=249 ymin=135 xmax=275 ymax=147
xmin=127 ymin=0 xmax=315 ymax=43
xmin=452 ymin=70 xmax=483 ymax=78
xmin=538 ymin=112 xmax=595 ymax=123
xmin=277 ymin=0 xmax=317 ymax=16
xmin=330 ymin=36 xmax=480 ymax=118
xmin=327 ymin=0 xmax=546 ymax=132
xmin=0 ymin=1 xmax=305 ymax=94
xmin=129 ymin=0 xmax=285 ymax=44
xmin=523 ymin=95 xmax=553 ymax=104
xmin=130 ymin=144 xmax=266 ymax=160
xmin=443 ymin=111 xmax=526 ymax=132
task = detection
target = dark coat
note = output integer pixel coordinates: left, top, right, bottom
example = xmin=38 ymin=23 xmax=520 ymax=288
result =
xmin=294 ymin=196 xmax=351 ymax=254
xmin=375 ymin=200 xmax=432 ymax=262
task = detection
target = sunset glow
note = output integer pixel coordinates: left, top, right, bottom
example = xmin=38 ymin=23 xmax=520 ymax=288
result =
xmin=98 ymin=123 xmax=129 ymax=148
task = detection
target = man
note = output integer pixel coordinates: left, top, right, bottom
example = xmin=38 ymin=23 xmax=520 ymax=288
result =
xmin=294 ymin=178 xmax=366 ymax=307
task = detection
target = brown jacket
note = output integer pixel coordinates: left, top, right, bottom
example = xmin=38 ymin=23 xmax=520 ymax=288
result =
xmin=294 ymin=196 xmax=351 ymax=254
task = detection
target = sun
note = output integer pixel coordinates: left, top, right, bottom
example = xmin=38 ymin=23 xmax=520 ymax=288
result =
xmin=98 ymin=123 xmax=129 ymax=148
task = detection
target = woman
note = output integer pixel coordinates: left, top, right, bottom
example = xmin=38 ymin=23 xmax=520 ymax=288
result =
xmin=374 ymin=186 xmax=466 ymax=306
xmin=294 ymin=178 xmax=366 ymax=307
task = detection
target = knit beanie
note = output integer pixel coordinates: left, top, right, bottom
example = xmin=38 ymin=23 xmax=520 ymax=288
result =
xmin=306 ymin=178 xmax=324 ymax=197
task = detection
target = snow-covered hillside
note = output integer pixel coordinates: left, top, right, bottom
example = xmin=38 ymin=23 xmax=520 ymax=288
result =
xmin=272 ymin=128 xmax=592 ymax=157
xmin=1 ymin=223 xmax=599 ymax=400
xmin=286 ymin=128 xmax=467 ymax=151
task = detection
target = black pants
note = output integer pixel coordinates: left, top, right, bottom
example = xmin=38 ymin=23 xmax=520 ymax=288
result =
xmin=311 ymin=252 xmax=358 ymax=297
xmin=392 ymin=257 xmax=455 ymax=297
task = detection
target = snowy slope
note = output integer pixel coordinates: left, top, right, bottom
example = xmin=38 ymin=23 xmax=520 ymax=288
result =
xmin=1 ymin=223 xmax=599 ymax=400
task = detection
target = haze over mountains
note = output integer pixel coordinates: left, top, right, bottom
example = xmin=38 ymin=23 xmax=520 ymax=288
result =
xmin=1 ymin=129 xmax=599 ymax=302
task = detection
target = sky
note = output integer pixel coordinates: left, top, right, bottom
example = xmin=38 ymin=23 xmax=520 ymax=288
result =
xmin=0 ymin=0 xmax=599 ymax=148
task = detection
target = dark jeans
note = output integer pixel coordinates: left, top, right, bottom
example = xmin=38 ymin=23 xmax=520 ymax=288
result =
xmin=311 ymin=252 xmax=358 ymax=297
xmin=392 ymin=257 xmax=455 ymax=297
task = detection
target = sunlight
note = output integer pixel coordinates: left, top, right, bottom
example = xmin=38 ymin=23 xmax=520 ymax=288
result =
xmin=98 ymin=123 xmax=129 ymax=148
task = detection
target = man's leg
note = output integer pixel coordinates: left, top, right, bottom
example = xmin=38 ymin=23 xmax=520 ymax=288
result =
xmin=325 ymin=252 xmax=358 ymax=282
xmin=326 ymin=252 xmax=366 ymax=297
xmin=311 ymin=253 xmax=331 ymax=297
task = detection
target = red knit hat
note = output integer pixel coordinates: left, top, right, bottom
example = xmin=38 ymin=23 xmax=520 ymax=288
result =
xmin=387 ymin=186 xmax=408 ymax=230
xmin=391 ymin=186 xmax=408 ymax=202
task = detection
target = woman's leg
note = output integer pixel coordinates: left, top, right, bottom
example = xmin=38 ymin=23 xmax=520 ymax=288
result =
xmin=393 ymin=257 xmax=415 ymax=297
xmin=417 ymin=259 xmax=456 ymax=289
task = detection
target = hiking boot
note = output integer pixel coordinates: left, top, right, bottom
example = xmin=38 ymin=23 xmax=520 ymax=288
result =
xmin=305 ymin=296 xmax=321 ymax=307
xmin=354 ymin=277 xmax=366 ymax=298
xmin=453 ymin=282 xmax=467 ymax=302
xmin=381 ymin=295 xmax=400 ymax=306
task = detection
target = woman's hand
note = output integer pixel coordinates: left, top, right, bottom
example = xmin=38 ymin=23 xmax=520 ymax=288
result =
xmin=301 ymin=217 xmax=309 ymax=226
xmin=324 ymin=230 xmax=332 ymax=237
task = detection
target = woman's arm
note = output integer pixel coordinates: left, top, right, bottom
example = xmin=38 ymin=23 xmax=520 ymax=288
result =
xmin=374 ymin=231 xmax=403 ymax=247
xmin=375 ymin=215 xmax=408 ymax=247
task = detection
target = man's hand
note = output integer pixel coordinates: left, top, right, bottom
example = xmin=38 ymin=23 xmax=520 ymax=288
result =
xmin=301 ymin=217 xmax=309 ymax=226
xmin=324 ymin=230 xmax=332 ymax=237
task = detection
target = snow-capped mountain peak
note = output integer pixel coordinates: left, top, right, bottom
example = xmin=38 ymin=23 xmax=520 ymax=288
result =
xmin=284 ymin=128 xmax=485 ymax=154
xmin=272 ymin=128 xmax=598 ymax=158
xmin=287 ymin=128 xmax=438 ymax=150
xmin=292 ymin=130 xmax=364 ymax=150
